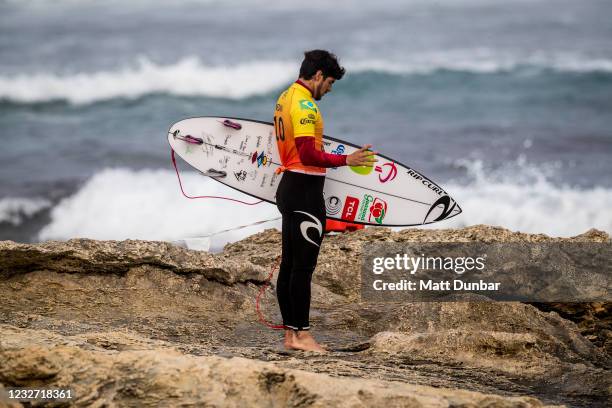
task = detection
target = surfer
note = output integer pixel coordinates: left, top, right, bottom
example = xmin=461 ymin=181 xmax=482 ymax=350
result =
xmin=274 ymin=50 xmax=377 ymax=352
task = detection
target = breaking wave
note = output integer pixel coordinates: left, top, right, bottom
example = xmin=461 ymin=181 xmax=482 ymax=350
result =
xmin=1 ymin=51 xmax=611 ymax=105
xmin=35 ymin=163 xmax=612 ymax=249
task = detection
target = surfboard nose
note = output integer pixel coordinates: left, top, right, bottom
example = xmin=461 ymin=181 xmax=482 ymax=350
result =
xmin=452 ymin=200 xmax=463 ymax=217
xmin=423 ymin=195 xmax=461 ymax=224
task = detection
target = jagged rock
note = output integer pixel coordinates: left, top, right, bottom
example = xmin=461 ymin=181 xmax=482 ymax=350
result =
xmin=0 ymin=238 xmax=267 ymax=284
xmin=366 ymin=303 xmax=609 ymax=397
xmin=529 ymin=302 xmax=611 ymax=352
xmin=0 ymin=326 xmax=557 ymax=408
xmin=0 ymin=226 xmax=610 ymax=407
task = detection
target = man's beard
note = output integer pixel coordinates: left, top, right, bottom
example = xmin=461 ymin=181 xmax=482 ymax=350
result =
xmin=313 ymin=83 xmax=322 ymax=100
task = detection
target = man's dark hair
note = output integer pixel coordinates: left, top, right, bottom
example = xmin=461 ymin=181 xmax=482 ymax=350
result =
xmin=299 ymin=50 xmax=345 ymax=80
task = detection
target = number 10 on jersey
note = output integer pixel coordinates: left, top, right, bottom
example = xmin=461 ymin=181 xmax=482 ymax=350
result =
xmin=274 ymin=117 xmax=285 ymax=141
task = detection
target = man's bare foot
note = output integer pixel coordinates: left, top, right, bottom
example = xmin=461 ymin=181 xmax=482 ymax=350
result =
xmin=283 ymin=329 xmax=297 ymax=350
xmin=286 ymin=330 xmax=327 ymax=353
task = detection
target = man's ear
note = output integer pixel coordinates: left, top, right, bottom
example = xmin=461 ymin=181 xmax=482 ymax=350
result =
xmin=315 ymin=70 xmax=324 ymax=81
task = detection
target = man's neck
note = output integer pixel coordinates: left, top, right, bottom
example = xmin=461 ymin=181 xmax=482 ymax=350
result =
xmin=296 ymin=78 xmax=314 ymax=95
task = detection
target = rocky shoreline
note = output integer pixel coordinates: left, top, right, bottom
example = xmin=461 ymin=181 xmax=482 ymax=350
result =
xmin=1 ymin=225 xmax=610 ymax=407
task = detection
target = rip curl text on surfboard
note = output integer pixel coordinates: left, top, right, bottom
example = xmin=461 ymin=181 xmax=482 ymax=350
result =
xmin=406 ymin=169 xmax=446 ymax=196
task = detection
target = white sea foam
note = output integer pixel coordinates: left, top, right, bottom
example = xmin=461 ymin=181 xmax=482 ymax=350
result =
xmin=37 ymin=168 xmax=281 ymax=251
xmin=1 ymin=51 xmax=611 ymax=105
xmin=349 ymin=49 xmax=612 ymax=75
xmin=0 ymin=197 xmax=52 ymax=225
xmin=426 ymin=158 xmax=612 ymax=237
xmin=0 ymin=57 xmax=296 ymax=105
xmin=36 ymin=163 xmax=612 ymax=249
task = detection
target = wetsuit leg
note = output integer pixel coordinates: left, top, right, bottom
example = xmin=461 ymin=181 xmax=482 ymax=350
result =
xmin=286 ymin=206 xmax=325 ymax=330
xmin=275 ymin=211 xmax=293 ymax=329
xmin=275 ymin=171 xmax=326 ymax=331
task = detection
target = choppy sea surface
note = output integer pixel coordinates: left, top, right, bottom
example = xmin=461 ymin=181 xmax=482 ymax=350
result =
xmin=1 ymin=0 xmax=611 ymax=248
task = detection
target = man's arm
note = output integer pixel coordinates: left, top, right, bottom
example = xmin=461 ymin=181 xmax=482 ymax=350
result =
xmin=295 ymin=136 xmax=347 ymax=167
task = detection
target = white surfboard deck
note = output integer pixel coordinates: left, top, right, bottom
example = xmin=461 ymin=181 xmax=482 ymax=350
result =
xmin=167 ymin=117 xmax=461 ymax=226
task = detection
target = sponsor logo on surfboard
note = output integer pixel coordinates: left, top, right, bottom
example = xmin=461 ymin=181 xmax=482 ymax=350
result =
xmin=375 ymin=162 xmax=397 ymax=183
xmin=234 ymin=170 xmax=247 ymax=181
xmin=202 ymin=135 xmax=214 ymax=157
xmin=251 ymin=151 xmax=272 ymax=167
xmin=357 ymin=194 xmax=375 ymax=221
xmin=219 ymin=155 xmax=230 ymax=169
xmin=325 ymin=195 xmax=342 ymax=215
xmin=368 ymin=198 xmax=388 ymax=224
xmin=354 ymin=195 xmax=388 ymax=224
xmin=423 ymin=195 xmax=457 ymax=224
xmin=349 ymin=149 xmax=376 ymax=175
xmin=328 ymin=144 xmax=345 ymax=169
xmin=239 ymin=135 xmax=250 ymax=152
xmin=406 ymin=168 xmax=445 ymax=196
xmin=350 ymin=165 xmax=374 ymax=175
xmin=269 ymin=172 xmax=279 ymax=187
xmin=341 ymin=196 xmax=359 ymax=221
xmin=331 ymin=144 xmax=345 ymax=154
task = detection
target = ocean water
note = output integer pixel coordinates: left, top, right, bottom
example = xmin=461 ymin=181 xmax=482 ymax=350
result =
xmin=1 ymin=0 xmax=611 ymax=248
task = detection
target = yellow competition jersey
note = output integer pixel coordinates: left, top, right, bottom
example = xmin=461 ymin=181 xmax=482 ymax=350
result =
xmin=273 ymin=81 xmax=326 ymax=175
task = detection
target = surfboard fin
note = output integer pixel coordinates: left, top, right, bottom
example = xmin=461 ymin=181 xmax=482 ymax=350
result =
xmin=199 ymin=168 xmax=227 ymax=178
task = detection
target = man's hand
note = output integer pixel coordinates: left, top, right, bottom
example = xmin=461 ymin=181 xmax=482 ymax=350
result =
xmin=346 ymin=144 xmax=378 ymax=167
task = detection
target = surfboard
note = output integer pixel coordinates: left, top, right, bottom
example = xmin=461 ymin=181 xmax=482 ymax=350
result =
xmin=167 ymin=117 xmax=461 ymax=226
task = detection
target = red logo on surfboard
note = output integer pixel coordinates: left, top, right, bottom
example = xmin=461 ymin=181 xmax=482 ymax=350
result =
xmin=251 ymin=151 xmax=271 ymax=167
xmin=368 ymin=198 xmax=388 ymax=224
xmin=374 ymin=162 xmax=397 ymax=183
xmin=341 ymin=196 xmax=359 ymax=221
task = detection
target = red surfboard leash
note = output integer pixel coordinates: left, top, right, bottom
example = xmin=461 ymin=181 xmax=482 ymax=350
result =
xmin=171 ymin=148 xmax=286 ymax=330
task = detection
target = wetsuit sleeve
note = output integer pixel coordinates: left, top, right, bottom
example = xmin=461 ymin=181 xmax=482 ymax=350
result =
xmin=295 ymin=137 xmax=347 ymax=167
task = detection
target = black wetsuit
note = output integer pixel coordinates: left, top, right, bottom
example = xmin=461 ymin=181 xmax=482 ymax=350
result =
xmin=275 ymin=170 xmax=326 ymax=331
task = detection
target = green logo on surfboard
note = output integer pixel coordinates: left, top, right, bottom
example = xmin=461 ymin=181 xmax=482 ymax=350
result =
xmin=349 ymin=165 xmax=373 ymax=175
xmin=349 ymin=151 xmax=376 ymax=175
xmin=357 ymin=194 xmax=374 ymax=221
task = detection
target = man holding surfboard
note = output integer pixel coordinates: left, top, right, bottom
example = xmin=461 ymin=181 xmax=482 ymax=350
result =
xmin=274 ymin=50 xmax=377 ymax=352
